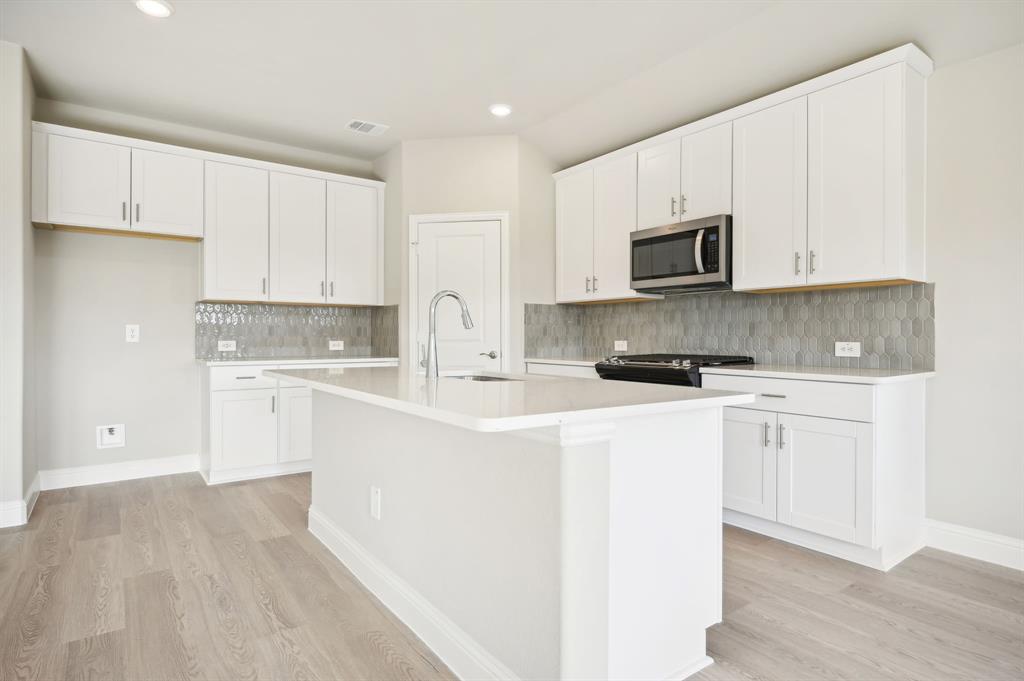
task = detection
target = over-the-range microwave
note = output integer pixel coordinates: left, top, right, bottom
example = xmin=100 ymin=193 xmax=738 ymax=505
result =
xmin=630 ymin=214 xmax=732 ymax=294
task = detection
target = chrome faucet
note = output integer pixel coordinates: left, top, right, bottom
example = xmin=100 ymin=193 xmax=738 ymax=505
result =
xmin=425 ymin=289 xmax=474 ymax=379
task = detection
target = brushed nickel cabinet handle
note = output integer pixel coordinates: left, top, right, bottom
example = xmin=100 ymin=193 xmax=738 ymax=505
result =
xmin=760 ymin=393 xmax=787 ymax=399
xmin=135 ymin=203 xmax=140 ymax=222
xmin=680 ymin=193 xmax=687 ymax=215
xmin=122 ymin=201 xmax=127 ymax=221
xmin=262 ymin=277 xmax=267 ymax=295
xmin=271 ymin=395 xmax=275 ymax=413
xmin=763 ymin=421 xmax=771 ymax=447
xmin=585 ymin=276 xmax=591 ymax=293
xmin=321 ymin=281 xmax=325 ymax=296
xmin=778 ymin=423 xmax=786 ymax=448
xmin=330 ymin=281 xmax=334 ymax=297
xmin=809 ymin=250 xmax=816 ymax=274
xmin=794 ymin=251 xmax=801 ymax=275
xmin=236 ymin=376 xmax=256 ymax=380
xmin=593 ymin=276 xmax=598 ymax=292
xmin=671 ymin=196 xmax=677 ymax=216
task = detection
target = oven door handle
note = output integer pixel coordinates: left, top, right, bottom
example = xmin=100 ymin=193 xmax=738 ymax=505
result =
xmin=694 ymin=228 xmax=705 ymax=274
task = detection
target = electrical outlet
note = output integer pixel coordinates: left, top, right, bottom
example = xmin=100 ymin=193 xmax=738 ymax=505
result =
xmin=329 ymin=340 xmax=345 ymax=351
xmin=614 ymin=340 xmax=628 ymax=352
xmin=370 ymin=486 xmax=382 ymax=520
xmin=125 ymin=324 xmax=140 ymax=343
xmin=835 ymin=341 xmax=862 ymax=358
xmin=218 ymin=340 xmax=237 ymax=352
xmin=96 ymin=424 xmax=125 ymax=449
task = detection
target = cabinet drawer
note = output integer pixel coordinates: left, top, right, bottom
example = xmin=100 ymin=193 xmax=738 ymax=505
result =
xmin=701 ymin=373 xmax=873 ymax=422
xmin=210 ymin=365 xmax=279 ymax=391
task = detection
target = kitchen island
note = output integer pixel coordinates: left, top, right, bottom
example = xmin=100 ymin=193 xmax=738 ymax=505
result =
xmin=265 ymin=366 xmax=753 ymax=681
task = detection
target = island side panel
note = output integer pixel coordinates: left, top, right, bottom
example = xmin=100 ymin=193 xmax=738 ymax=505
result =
xmin=309 ymin=391 xmax=561 ymax=680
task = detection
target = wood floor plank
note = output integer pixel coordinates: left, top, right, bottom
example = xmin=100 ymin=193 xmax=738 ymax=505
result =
xmin=153 ymin=485 xmax=226 ymax=580
xmin=28 ymin=500 xmax=79 ymax=568
xmin=64 ymin=628 xmax=126 ymax=681
xmin=75 ymin=483 xmax=122 ymax=541
xmin=61 ymin=535 xmax=124 ymax=644
xmin=119 ymin=479 xmax=170 ymax=577
xmin=123 ymin=569 xmax=202 ymax=681
xmin=0 ymin=563 xmax=70 ymax=681
xmin=219 ymin=483 xmax=292 ymax=542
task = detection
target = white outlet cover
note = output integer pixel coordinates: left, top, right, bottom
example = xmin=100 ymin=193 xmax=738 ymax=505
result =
xmin=329 ymin=340 xmax=344 ymax=351
xmin=96 ymin=424 xmax=126 ymax=448
xmin=125 ymin=324 xmax=140 ymax=343
xmin=835 ymin=341 xmax=862 ymax=357
xmin=218 ymin=340 xmax=237 ymax=352
xmin=614 ymin=340 xmax=628 ymax=352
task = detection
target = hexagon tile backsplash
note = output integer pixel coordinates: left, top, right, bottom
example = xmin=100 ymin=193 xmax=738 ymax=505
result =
xmin=526 ymin=283 xmax=935 ymax=371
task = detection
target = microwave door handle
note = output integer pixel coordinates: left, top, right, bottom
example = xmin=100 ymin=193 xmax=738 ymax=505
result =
xmin=694 ymin=228 xmax=705 ymax=274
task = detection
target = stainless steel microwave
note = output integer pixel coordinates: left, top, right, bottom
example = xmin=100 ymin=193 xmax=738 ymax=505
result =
xmin=630 ymin=214 xmax=732 ymax=294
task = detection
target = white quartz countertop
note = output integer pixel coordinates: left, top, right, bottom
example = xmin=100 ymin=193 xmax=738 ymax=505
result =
xmin=200 ymin=357 xmax=398 ymax=367
xmin=264 ymin=367 xmax=754 ymax=432
xmin=700 ymin=364 xmax=935 ymax=384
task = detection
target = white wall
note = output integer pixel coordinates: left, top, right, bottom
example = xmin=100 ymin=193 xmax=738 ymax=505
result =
xmin=34 ymin=99 xmax=376 ymax=179
xmin=34 ymin=230 xmax=201 ymax=471
xmin=925 ymin=43 xmax=1024 ymax=540
xmin=0 ymin=40 xmax=35 ymax=514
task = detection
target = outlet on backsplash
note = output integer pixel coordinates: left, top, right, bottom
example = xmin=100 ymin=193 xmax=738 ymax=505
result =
xmin=614 ymin=340 xmax=628 ymax=352
xmin=329 ymin=340 xmax=345 ymax=351
xmin=218 ymin=340 xmax=237 ymax=352
xmin=834 ymin=341 xmax=862 ymax=358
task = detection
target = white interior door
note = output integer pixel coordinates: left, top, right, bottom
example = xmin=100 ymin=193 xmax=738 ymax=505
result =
xmin=414 ymin=219 xmax=502 ymax=372
xmin=269 ymin=172 xmax=327 ymax=303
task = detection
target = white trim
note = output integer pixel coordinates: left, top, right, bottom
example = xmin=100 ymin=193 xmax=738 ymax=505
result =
xmin=39 ymin=453 xmax=199 ymax=491
xmin=0 ymin=472 xmax=41 ymax=528
xmin=31 ymin=121 xmax=384 ymax=189
xmin=925 ymin=519 xmax=1024 ymax=571
xmin=553 ymin=43 xmax=932 ymax=178
xmin=666 ymin=655 xmax=714 ymax=681
xmin=201 ymin=459 xmax=312 ymax=486
xmin=308 ymin=507 xmax=521 ymax=681
xmin=408 ymin=211 xmax=513 ymax=374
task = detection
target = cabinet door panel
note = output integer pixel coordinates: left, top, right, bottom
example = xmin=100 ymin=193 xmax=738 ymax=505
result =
xmin=270 ymin=172 xmax=327 ymax=303
xmin=326 ymin=182 xmax=379 ymax=305
xmin=211 ymin=389 xmax=278 ymax=471
xmin=130 ymin=148 xmax=204 ymax=237
xmin=722 ymin=408 xmax=777 ymax=520
xmin=593 ymin=153 xmax=637 ymax=299
xmin=278 ymin=386 xmax=313 ymax=463
xmin=777 ymin=414 xmax=873 ymax=546
xmin=808 ymin=66 xmax=901 ymax=284
xmin=732 ymin=98 xmax=808 ymax=290
xmin=555 ymin=170 xmax=594 ymax=302
xmin=637 ymin=139 xmax=681 ymax=230
xmin=203 ymin=161 xmax=269 ymax=301
xmin=680 ymin=122 xmax=732 ymax=221
xmin=47 ymin=135 xmax=131 ymax=230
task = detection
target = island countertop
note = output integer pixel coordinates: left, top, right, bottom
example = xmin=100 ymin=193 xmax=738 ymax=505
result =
xmin=265 ymin=367 xmax=754 ymax=432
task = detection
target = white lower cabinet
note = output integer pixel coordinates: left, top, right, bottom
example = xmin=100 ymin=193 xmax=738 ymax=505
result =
xmin=278 ymin=386 xmax=313 ymax=463
xmin=210 ymin=388 xmax=278 ymax=471
xmin=706 ymin=371 xmax=928 ymax=570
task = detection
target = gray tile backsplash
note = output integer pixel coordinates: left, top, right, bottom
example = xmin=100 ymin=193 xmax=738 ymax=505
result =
xmin=526 ymin=283 xmax=935 ymax=371
xmin=195 ymin=303 xmax=399 ymax=360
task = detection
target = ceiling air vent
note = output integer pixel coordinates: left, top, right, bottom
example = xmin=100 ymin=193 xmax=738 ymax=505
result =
xmin=345 ymin=119 xmax=389 ymax=136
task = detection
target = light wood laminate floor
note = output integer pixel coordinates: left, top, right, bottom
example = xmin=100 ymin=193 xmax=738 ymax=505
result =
xmin=1 ymin=472 xmax=1021 ymax=680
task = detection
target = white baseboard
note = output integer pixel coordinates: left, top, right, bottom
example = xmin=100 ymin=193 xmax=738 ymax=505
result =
xmin=667 ymin=655 xmax=714 ymax=681
xmin=201 ymin=460 xmax=312 ymax=485
xmin=308 ymin=507 xmax=521 ymax=681
xmin=0 ymin=472 xmax=41 ymax=528
xmin=39 ymin=453 xmax=199 ymax=491
xmin=925 ymin=519 xmax=1024 ymax=571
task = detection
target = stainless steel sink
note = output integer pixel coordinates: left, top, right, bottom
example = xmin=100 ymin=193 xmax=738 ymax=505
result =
xmin=446 ymin=375 xmax=521 ymax=382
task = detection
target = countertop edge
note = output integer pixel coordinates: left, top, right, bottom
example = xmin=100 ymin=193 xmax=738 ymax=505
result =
xmin=700 ymin=366 xmax=936 ymax=384
xmin=524 ymin=357 xmax=600 ymax=367
xmin=201 ymin=357 xmax=399 ymax=367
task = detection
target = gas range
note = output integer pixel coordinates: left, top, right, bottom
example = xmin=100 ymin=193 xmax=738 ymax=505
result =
xmin=595 ymin=353 xmax=754 ymax=387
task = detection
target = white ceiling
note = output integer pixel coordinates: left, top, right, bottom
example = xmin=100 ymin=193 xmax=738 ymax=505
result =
xmin=2 ymin=1 xmax=1021 ymax=169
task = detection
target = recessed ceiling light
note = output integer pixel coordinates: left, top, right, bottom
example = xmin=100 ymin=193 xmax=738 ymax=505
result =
xmin=489 ymin=104 xmax=512 ymax=118
xmin=135 ymin=0 xmax=174 ymax=18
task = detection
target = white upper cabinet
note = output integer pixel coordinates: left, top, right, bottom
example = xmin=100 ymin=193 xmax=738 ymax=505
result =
xmin=203 ymin=161 xmax=269 ymax=301
xmin=732 ymin=97 xmax=808 ymax=291
xmin=593 ymin=153 xmax=638 ymax=299
xmin=556 ymin=169 xmax=595 ymax=302
xmin=270 ymin=172 xmax=327 ymax=303
xmin=636 ymin=139 xmax=681 ymax=230
xmin=327 ymin=181 xmax=380 ymax=305
xmin=807 ymin=65 xmax=921 ymax=285
xmin=679 ymin=122 xmax=732 ymax=221
xmin=130 ymin=148 xmax=204 ymax=237
xmin=47 ymin=135 xmax=131 ymax=230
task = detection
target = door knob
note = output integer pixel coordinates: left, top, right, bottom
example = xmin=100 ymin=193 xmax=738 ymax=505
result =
xmin=479 ymin=350 xmax=498 ymax=359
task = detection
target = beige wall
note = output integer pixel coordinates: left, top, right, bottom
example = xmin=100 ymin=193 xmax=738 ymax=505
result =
xmin=35 ymin=99 xmax=376 ymax=179
xmin=373 ymin=136 xmax=555 ymax=370
xmin=0 ymin=40 xmax=35 ymax=509
xmin=34 ymin=230 xmax=201 ymax=471
xmin=925 ymin=43 xmax=1024 ymax=539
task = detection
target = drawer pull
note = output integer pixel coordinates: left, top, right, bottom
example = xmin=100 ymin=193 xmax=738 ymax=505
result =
xmin=236 ymin=376 xmax=257 ymax=380
xmin=760 ymin=393 xmax=787 ymax=398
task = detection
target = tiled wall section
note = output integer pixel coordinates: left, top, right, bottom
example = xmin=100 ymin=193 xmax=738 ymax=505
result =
xmin=526 ymin=283 xmax=935 ymax=370
xmin=371 ymin=305 xmax=399 ymax=357
xmin=195 ymin=303 xmax=399 ymax=360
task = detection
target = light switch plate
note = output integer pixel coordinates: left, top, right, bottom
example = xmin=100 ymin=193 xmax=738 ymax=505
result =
xmin=96 ymin=424 xmax=125 ymax=449
xmin=329 ymin=340 xmax=344 ymax=351
xmin=125 ymin=324 xmax=140 ymax=343
xmin=835 ymin=341 xmax=862 ymax=357
xmin=614 ymin=340 xmax=628 ymax=352
xmin=218 ymin=340 xmax=237 ymax=352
